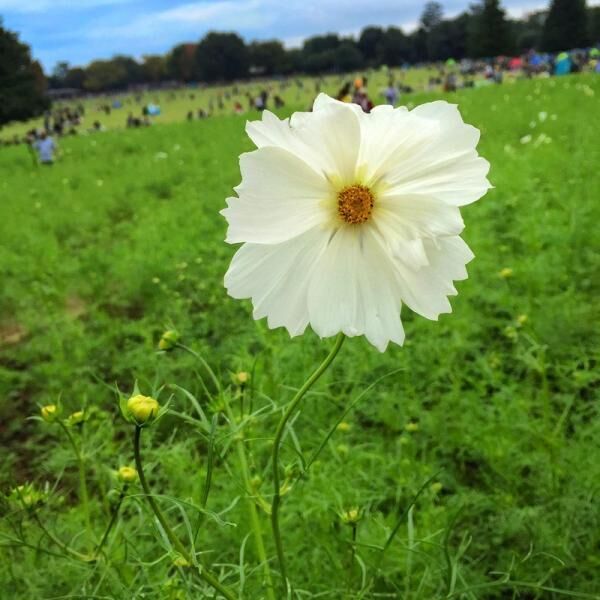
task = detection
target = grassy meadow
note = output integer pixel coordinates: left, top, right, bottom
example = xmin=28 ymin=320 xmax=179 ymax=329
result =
xmin=0 ymin=66 xmax=501 ymax=139
xmin=1 ymin=73 xmax=599 ymax=599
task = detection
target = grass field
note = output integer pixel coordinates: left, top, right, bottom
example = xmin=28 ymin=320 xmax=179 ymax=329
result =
xmin=2 ymin=66 xmax=491 ymax=138
xmin=1 ymin=73 xmax=599 ymax=599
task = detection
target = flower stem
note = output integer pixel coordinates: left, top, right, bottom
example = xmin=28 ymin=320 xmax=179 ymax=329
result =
xmin=222 ymin=394 xmax=276 ymax=600
xmin=133 ymin=426 xmax=236 ymax=600
xmin=270 ymin=333 xmax=346 ymax=589
xmin=30 ymin=509 xmax=89 ymax=561
xmin=175 ymin=343 xmax=221 ymax=394
xmin=94 ymin=484 xmax=127 ymax=559
xmin=58 ymin=420 xmax=92 ymax=543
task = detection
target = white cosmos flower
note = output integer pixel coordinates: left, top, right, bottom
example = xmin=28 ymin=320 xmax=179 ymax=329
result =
xmin=221 ymin=94 xmax=491 ymax=351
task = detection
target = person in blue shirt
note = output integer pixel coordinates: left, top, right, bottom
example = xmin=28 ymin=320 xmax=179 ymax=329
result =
xmin=33 ymin=130 xmax=57 ymax=164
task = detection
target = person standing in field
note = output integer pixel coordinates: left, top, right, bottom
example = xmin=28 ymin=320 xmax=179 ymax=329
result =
xmin=32 ymin=130 xmax=57 ymax=165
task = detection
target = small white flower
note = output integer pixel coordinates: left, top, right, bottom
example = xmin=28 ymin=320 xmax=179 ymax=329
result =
xmin=154 ymin=151 xmax=168 ymax=160
xmin=221 ymin=95 xmax=491 ymax=351
xmin=538 ymin=111 xmax=548 ymax=122
xmin=520 ymin=135 xmax=532 ymax=145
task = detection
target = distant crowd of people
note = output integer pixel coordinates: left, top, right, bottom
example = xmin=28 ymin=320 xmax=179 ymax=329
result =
xmin=2 ymin=46 xmax=599 ymax=163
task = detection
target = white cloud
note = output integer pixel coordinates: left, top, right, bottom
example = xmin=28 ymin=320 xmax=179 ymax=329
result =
xmin=0 ymin=0 xmax=132 ymax=12
xmin=88 ymin=0 xmax=278 ymax=39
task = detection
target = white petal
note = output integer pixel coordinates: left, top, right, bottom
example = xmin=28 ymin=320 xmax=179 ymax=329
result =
xmin=296 ymin=97 xmax=362 ymax=183
xmin=392 ymin=236 xmax=474 ymax=320
xmin=245 ymin=100 xmax=362 ymax=184
xmin=221 ymin=147 xmax=331 ymax=244
xmin=375 ymin=194 xmax=465 ymax=241
xmin=224 ymin=227 xmax=330 ymax=336
xmin=372 ymin=101 xmax=491 ymax=206
xmin=245 ymin=111 xmax=318 ymax=170
xmin=307 ymin=226 xmax=405 ymax=351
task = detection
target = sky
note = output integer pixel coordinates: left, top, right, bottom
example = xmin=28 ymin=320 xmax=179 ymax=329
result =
xmin=0 ymin=0 xmax=595 ymax=72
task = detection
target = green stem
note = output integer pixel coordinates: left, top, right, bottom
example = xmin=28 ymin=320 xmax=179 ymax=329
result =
xmin=175 ymin=343 xmax=222 ymax=394
xmin=30 ymin=509 xmax=89 ymax=561
xmin=94 ymin=484 xmax=127 ymax=559
xmin=223 ymin=394 xmax=276 ymax=600
xmin=270 ymin=333 xmax=346 ymax=589
xmin=58 ymin=420 xmax=92 ymax=542
xmin=133 ymin=426 xmax=236 ymax=600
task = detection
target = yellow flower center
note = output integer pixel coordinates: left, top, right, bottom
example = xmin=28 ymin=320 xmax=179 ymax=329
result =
xmin=337 ymin=184 xmax=374 ymax=225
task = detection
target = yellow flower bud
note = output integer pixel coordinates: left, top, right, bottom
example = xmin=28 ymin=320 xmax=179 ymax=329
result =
xmin=41 ymin=404 xmax=58 ymax=423
xmin=336 ymin=421 xmax=351 ymax=433
xmin=499 ymin=267 xmax=513 ymax=279
xmin=117 ymin=466 xmax=138 ymax=483
xmin=340 ymin=507 xmax=361 ymax=525
xmin=158 ymin=329 xmax=179 ymax=351
xmin=127 ymin=394 xmax=160 ymax=424
xmin=67 ymin=410 xmax=85 ymax=426
xmin=405 ymin=421 xmax=419 ymax=433
xmin=234 ymin=371 xmax=250 ymax=386
xmin=430 ymin=482 xmax=443 ymax=494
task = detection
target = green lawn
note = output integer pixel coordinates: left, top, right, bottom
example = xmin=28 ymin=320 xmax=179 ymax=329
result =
xmin=0 ymin=73 xmax=599 ymax=599
xmin=2 ymin=66 xmax=469 ymax=138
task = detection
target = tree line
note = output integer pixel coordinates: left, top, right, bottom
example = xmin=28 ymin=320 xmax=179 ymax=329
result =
xmin=1 ymin=0 xmax=599 ymax=126
xmin=47 ymin=0 xmax=598 ymax=93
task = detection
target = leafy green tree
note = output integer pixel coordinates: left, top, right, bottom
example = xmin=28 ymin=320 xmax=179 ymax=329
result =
xmin=64 ymin=67 xmax=86 ymax=89
xmin=421 ymin=1 xmax=444 ymax=32
xmin=428 ymin=13 xmax=471 ymax=60
xmin=590 ymin=6 xmax=600 ymax=44
xmin=196 ymin=32 xmax=248 ymax=82
xmin=467 ymin=0 xmax=513 ymax=57
xmin=542 ymin=0 xmax=588 ymax=51
xmin=379 ymin=27 xmax=410 ymax=66
xmin=0 ymin=21 xmax=49 ymax=126
xmin=248 ymin=40 xmax=287 ymax=76
xmin=301 ymin=34 xmax=342 ymax=73
xmin=334 ymin=41 xmax=364 ymax=71
xmin=408 ymin=27 xmax=428 ymax=63
xmin=142 ymin=55 xmax=167 ymax=83
xmin=358 ymin=26 xmax=385 ymax=64
xmin=512 ymin=10 xmax=546 ymax=52
xmin=167 ymin=43 xmax=198 ymax=82
xmin=83 ymin=59 xmax=128 ymax=92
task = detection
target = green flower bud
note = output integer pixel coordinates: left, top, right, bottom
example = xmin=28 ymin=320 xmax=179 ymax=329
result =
xmin=158 ymin=330 xmax=179 ymax=351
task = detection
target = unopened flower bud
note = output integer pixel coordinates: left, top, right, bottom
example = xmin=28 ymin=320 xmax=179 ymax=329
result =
xmin=67 ymin=410 xmax=85 ymax=426
xmin=106 ymin=489 xmax=121 ymax=505
xmin=117 ymin=466 xmax=138 ymax=483
xmin=172 ymin=556 xmax=191 ymax=568
xmin=233 ymin=371 xmax=250 ymax=386
xmin=127 ymin=394 xmax=160 ymax=424
xmin=158 ymin=329 xmax=179 ymax=351
xmin=340 ymin=507 xmax=362 ymax=525
xmin=430 ymin=481 xmax=443 ymax=494
xmin=41 ymin=404 xmax=58 ymax=423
